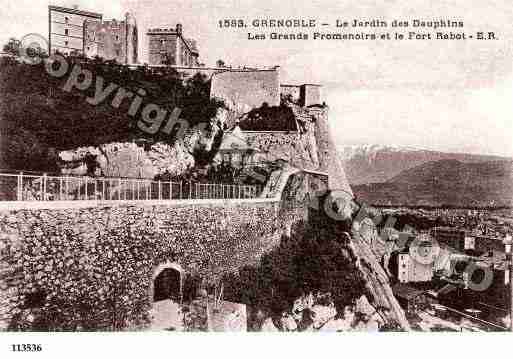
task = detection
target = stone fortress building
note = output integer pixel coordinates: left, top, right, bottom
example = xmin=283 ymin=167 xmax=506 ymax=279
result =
xmin=48 ymin=5 xmax=138 ymax=64
xmin=147 ymin=25 xmax=199 ymax=66
xmin=83 ymin=13 xmax=138 ymax=65
xmin=48 ymin=5 xmax=102 ymax=55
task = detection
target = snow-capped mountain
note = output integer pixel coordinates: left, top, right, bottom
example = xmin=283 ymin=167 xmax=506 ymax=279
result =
xmin=338 ymin=144 xmax=509 ymax=185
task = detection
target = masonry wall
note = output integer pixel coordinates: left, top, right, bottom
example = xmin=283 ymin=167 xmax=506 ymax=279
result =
xmin=210 ymin=70 xmax=280 ymax=112
xmin=49 ymin=7 xmax=102 ymax=54
xmin=280 ymin=85 xmax=301 ymax=103
xmin=148 ymin=33 xmax=179 ymax=65
xmin=84 ymin=18 xmax=138 ymax=64
xmin=0 ymin=199 xmax=288 ymax=331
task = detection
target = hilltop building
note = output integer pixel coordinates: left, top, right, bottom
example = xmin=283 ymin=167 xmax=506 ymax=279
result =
xmin=84 ymin=12 xmax=138 ymax=64
xmin=147 ymin=25 xmax=199 ymax=66
xmin=48 ymin=5 xmax=102 ymax=54
xmin=48 ymin=5 xmax=138 ymax=64
xmin=210 ymin=67 xmax=323 ymax=113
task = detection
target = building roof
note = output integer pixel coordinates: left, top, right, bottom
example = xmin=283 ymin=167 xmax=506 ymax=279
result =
xmin=147 ymin=27 xmax=179 ymax=35
xmin=392 ymin=283 xmax=426 ymax=300
xmin=185 ymin=39 xmax=199 ymax=54
xmin=431 ymin=226 xmax=467 ymax=233
xmin=218 ymin=126 xmax=258 ymax=152
xmin=48 ymin=5 xmax=102 ymax=19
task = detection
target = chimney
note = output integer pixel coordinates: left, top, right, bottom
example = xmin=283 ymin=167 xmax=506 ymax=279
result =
xmin=176 ymin=23 xmax=183 ymax=35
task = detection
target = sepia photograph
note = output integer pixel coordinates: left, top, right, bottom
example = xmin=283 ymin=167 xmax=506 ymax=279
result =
xmin=0 ymin=0 xmax=512 ymax=357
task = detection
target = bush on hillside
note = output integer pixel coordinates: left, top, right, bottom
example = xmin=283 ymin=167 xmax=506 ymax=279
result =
xmin=0 ymin=53 xmax=224 ymax=172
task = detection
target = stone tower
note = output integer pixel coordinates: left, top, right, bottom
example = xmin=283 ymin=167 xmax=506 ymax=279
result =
xmin=147 ymin=24 xmax=199 ymax=66
xmin=83 ymin=12 xmax=138 ymax=64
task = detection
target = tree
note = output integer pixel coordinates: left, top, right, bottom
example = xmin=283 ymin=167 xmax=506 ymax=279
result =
xmin=0 ymin=54 xmax=224 ymax=172
xmin=216 ymin=59 xmax=226 ymax=68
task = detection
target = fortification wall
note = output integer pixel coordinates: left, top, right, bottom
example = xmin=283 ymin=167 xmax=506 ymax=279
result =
xmin=84 ymin=18 xmax=138 ymax=64
xmin=0 ymin=198 xmax=290 ymax=330
xmin=280 ymin=85 xmax=301 ymax=102
xmin=210 ymin=70 xmax=280 ymax=112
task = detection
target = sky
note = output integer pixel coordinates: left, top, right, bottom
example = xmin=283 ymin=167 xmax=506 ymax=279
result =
xmin=1 ymin=0 xmax=512 ymax=157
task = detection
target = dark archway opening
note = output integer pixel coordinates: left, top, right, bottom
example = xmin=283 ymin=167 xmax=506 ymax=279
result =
xmin=153 ymin=268 xmax=181 ymax=302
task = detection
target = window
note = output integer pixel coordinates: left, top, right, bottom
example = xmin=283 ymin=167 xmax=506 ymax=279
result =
xmin=64 ymin=41 xmax=69 ymax=46
xmin=65 ymin=16 xmax=69 ymax=23
xmin=87 ymin=46 xmax=90 ymax=51
xmin=115 ymin=35 xmax=119 ymax=41
xmin=64 ymin=29 xmax=69 ymax=36
xmin=115 ymin=50 xmax=120 ymax=56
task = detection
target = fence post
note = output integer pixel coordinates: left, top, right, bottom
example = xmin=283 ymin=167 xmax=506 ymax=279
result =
xmin=58 ymin=176 xmax=63 ymax=201
xmin=66 ymin=176 xmax=69 ymax=200
xmin=17 ymin=172 xmax=23 ymax=201
xmin=189 ymin=181 xmax=192 ymax=199
xmin=42 ymin=173 xmax=47 ymax=201
xmin=195 ymin=183 xmax=198 ymax=199
xmin=158 ymin=181 xmax=162 ymax=200
xmin=170 ymin=181 xmax=173 ymax=199
xmin=180 ymin=181 xmax=182 ymax=199
xmin=85 ymin=178 xmax=89 ymax=200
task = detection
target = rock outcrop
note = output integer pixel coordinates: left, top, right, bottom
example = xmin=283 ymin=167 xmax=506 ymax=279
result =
xmin=59 ymin=121 xmax=222 ymax=179
xmin=255 ymin=293 xmax=386 ymax=332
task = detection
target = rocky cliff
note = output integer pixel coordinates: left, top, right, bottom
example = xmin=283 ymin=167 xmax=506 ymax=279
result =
xmin=243 ymin=103 xmax=352 ymax=196
xmin=59 ymin=121 xmax=222 ymax=179
xmin=277 ymin=168 xmax=410 ymax=331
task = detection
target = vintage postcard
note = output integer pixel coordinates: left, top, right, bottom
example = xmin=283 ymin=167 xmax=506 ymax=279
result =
xmin=0 ymin=0 xmax=512 ymax=356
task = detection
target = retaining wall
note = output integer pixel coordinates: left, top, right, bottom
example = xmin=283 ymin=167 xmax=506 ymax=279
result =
xmin=0 ymin=198 xmax=289 ymax=330
xmin=0 ymin=168 xmax=328 ymax=331
xmin=210 ymin=69 xmax=280 ymax=111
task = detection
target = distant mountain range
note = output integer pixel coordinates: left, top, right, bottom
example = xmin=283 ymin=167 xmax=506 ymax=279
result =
xmin=339 ymin=144 xmax=509 ymax=185
xmin=339 ymin=145 xmax=512 ymax=207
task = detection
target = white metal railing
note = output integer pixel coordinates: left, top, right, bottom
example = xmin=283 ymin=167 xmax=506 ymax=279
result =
xmin=0 ymin=172 xmax=259 ymax=202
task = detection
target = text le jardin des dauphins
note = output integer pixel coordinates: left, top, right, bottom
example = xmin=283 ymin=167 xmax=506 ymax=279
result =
xmin=218 ymin=18 xmax=497 ymax=41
